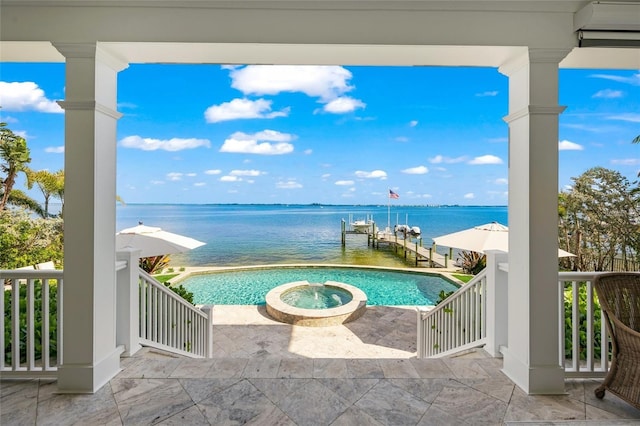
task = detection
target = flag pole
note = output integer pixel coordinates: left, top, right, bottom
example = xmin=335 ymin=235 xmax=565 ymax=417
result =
xmin=387 ymin=188 xmax=391 ymax=231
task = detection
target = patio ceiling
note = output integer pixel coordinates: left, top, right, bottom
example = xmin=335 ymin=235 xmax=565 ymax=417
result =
xmin=1 ymin=1 xmax=638 ymax=69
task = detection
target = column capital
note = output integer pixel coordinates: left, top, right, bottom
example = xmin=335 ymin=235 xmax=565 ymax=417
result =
xmin=57 ymin=100 xmax=123 ymax=120
xmin=52 ymin=42 xmax=129 ymax=72
xmin=498 ymin=48 xmax=572 ymax=76
xmin=503 ymin=105 xmax=566 ymax=124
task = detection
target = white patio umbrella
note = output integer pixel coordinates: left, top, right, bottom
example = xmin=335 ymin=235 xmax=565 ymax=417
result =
xmin=432 ymin=222 xmax=574 ymax=257
xmin=116 ymin=224 xmax=206 ymax=258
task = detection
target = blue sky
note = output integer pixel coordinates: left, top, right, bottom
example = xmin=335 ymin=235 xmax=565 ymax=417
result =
xmin=0 ymin=63 xmax=638 ymax=205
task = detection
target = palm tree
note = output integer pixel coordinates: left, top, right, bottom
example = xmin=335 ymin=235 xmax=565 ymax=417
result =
xmin=27 ymin=169 xmax=65 ymax=217
xmin=0 ymin=122 xmax=32 ymax=210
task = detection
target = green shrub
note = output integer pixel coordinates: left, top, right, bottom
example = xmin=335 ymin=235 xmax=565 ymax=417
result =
xmin=563 ymin=282 xmax=604 ymax=361
xmin=164 ymin=282 xmax=194 ymax=305
xmin=3 ymin=281 xmax=58 ymax=365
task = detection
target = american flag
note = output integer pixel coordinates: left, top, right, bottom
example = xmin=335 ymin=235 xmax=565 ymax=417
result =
xmin=389 ymin=189 xmax=399 ymax=199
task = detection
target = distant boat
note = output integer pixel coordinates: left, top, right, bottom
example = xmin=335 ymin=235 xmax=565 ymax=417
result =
xmin=351 ymin=219 xmax=373 ymax=233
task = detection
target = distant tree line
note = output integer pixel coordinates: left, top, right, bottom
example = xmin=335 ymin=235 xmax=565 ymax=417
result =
xmin=559 ymin=166 xmax=640 ymax=271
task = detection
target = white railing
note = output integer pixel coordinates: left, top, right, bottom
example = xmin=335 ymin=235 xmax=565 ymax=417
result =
xmin=0 ymin=269 xmax=63 ymax=377
xmin=138 ymin=269 xmax=212 ymax=358
xmin=417 ymin=269 xmax=487 ymax=358
xmin=558 ymin=271 xmax=610 ymax=378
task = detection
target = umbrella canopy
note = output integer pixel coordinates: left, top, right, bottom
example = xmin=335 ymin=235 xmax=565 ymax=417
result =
xmin=116 ymin=224 xmax=206 ymax=258
xmin=432 ymin=222 xmax=574 ymax=257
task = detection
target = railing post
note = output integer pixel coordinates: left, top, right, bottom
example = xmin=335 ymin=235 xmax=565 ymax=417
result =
xmin=200 ymin=305 xmax=214 ymax=358
xmin=484 ymin=250 xmax=509 ymax=357
xmin=116 ymin=248 xmax=142 ymax=357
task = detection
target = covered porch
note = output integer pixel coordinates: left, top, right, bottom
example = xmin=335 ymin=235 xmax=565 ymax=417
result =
xmin=3 ymin=303 xmax=640 ymax=425
xmin=1 ymin=0 xmax=640 ymax=404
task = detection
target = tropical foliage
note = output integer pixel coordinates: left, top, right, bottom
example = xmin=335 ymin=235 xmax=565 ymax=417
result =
xmin=3 ymin=282 xmax=59 ymax=365
xmin=559 ymin=167 xmax=640 ymax=271
xmin=0 ymin=209 xmax=63 ymax=269
xmin=459 ymin=250 xmax=486 ymax=275
xmin=0 ymin=122 xmax=33 ymax=211
xmin=563 ymin=283 xmax=604 ymax=361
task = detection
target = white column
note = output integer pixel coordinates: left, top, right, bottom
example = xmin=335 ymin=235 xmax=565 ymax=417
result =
xmin=116 ymin=248 xmax=142 ymax=357
xmin=484 ymin=250 xmax=509 ymax=358
xmin=499 ymin=48 xmax=569 ymax=395
xmin=55 ymin=43 xmax=128 ymax=393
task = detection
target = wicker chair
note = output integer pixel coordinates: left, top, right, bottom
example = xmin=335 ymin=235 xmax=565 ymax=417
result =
xmin=593 ymin=272 xmax=640 ymax=410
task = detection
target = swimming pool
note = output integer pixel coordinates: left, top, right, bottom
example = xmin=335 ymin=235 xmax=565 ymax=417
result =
xmin=178 ymin=266 xmax=460 ymax=306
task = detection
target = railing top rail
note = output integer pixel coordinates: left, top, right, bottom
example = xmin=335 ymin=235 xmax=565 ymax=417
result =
xmin=0 ymin=270 xmax=64 ymax=279
xmin=559 ymin=271 xmax=604 ymax=281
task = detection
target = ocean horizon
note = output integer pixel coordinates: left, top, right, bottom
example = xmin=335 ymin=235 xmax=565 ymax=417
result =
xmin=116 ymin=203 xmax=508 ymax=268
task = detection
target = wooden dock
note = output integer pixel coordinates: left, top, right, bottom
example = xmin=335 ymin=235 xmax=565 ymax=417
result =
xmin=341 ymin=219 xmax=455 ymax=268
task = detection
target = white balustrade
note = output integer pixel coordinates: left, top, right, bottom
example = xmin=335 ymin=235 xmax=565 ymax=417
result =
xmin=0 ymin=269 xmax=63 ymax=377
xmin=137 ymin=269 xmax=212 ymax=358
xmin=417 ymin=269 xmax=487 ymax=358
xmin=558 ymin=272 xmax=609 ymax=377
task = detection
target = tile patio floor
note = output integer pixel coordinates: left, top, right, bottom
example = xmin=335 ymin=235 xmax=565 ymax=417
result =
xmin=2 ymin=305 xmax=640 ymax=425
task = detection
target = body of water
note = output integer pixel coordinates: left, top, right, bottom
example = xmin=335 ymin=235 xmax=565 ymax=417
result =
xmin=180 ymin=266 xmax=460 ymax=306
xmin=116 ymin=204 xmax=507 ymax=267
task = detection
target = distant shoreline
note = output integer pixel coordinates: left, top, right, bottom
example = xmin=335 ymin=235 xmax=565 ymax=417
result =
xmin=117 ymin=203 xmax=508 ymax=208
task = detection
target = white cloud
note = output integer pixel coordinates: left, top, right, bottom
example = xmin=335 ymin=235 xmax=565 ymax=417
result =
xmin=2 ymin=116 xmax=18 ymax=123
xmin=401 ymin=165 xmax=429 ymax=175
xmin=45 ymin=146 xmax=64 ymax=154
xmin=355 ymin=170 xmax=387 ymax=180
xmin=611 ymin=158 xmax=640 ymax=166
xmin=335 ymin=180 xmax=354 ymax=186
xmin=395 ymin=136 xmax=409 ymax=143
xmin=204 ymin=98 xmax=289 ymax=123
xmin=230 ymin=169 xmax=263 ymax=177
xmin=494 ymin=178 xmax=508 ymax=185
xmin=219 ymin=130 xmax=295 ymax=155
xmin=558 ymin=140 xmax=584 ymax=151
xmin=321 ymin=173 xmax=331 ymax=179
xmin=220 ymin=175 xmax=240 ymax=182
xmin=409 ymin=120 xmax=418 ymax=127
xmin=166 ymin=172 xmax=183 ymax=181
xmin=194 ymin=182 xmax=206 ymax=187
xmin=229 ymin=65 xmax=354 ymax=102
xmin=150 ymin=180 xmax=165 ymax=185
xmin=120 ymin=135 xmax=211 ymax=151
xmin=204 ymin=169 xmax=222 ymax=175
xmin=468 ymin=155 xmax=503 ymax=165
xmin=276 ymin=180 xmax=303 ymax=189
xmin=429 ymin=155 xmax=467 ymax=164
xmin=0 ymin=82 xmax=63 ymax=113
xmin=606 ymin=113 xmax=640 ymax=123
xmin=323 ymin=96 xmax=366 ymax=114
xmin=304 ymin=149 xmax=313 ymax=155
xmin=592 ymin=89 xmax=623 ymax=99
xmin=186 ymin=173 xmax=196 ymax=177
xmin=475 ymin=90 xmax=499 ymax=97
xmin=591 ymin=72 xmax=640 ymax=86
xmin=464 ymin=193 xmax=475 ymax=199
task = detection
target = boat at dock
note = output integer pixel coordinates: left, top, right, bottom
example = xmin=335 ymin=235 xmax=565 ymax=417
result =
xmin=351 ymin=219 xmax=374 ymax=233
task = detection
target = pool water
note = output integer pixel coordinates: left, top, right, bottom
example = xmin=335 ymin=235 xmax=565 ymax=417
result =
xmin=281 ymin=284 xmax=353 ymax=309
xmin=179 ymin=266 xmax=459 ymax=306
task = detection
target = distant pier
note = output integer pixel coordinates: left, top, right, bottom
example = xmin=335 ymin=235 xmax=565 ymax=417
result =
xmin=341 ymin=219 xmax=455 ymax=268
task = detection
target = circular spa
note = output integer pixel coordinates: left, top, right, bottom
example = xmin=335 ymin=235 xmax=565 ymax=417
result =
xmin=265 ymin=280 xmax=368 ymax=327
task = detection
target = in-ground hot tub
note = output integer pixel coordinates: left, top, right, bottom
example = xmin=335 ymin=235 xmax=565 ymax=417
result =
xmin=265 ymin=280 xmax=367 ymax=327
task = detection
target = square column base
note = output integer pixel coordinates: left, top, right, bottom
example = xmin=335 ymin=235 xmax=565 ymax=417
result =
xmin=57 ymin=346 xmax=124 ymax=394
xmin=502 ymin=347 xmax=565 ymax=395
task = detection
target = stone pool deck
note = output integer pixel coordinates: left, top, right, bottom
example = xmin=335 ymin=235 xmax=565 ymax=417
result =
xmin=3 ymin=305 xmax=640 ymax=425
